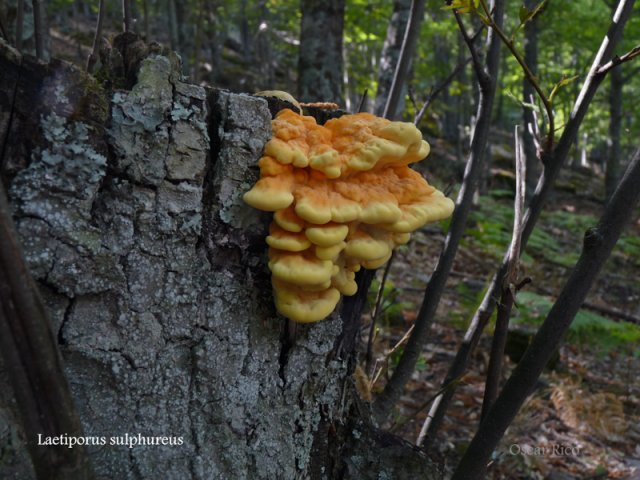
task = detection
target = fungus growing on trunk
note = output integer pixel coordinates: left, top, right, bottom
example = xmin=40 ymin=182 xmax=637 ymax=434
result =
xmin=244 ymin=108 xmax=454 ymax=323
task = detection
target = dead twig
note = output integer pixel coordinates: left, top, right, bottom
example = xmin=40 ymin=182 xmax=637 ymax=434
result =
xmin=414 ymin=56 xmax=472 ymax=125
xmin=393 ymin=373 xmax=466 ymax=434
xmin=365 ymin=252 xmax=395 ymax=375
xmin=383 ymin=0 xmax=427 ymax=119
xmin=453 ymin=11 xmax=487 ymax=83
xmin=357 ymin=88 xmax=369 ymax=113
xmin=480 ymin=125 xmax=526 ymax=420
xmin=369 ymin=324 xmax=415 ymax=391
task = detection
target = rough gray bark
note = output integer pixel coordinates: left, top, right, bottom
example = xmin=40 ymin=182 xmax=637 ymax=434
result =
xmin=0 ymin=36 xmax=441 ymax=480
xmin=298 ymin=0 xmax=345 ymax=104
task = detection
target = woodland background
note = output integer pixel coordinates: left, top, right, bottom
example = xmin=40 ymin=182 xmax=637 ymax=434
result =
xmin=0 ymin=0 xmax=639 ymax=479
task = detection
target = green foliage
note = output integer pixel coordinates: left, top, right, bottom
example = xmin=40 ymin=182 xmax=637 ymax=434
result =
xmin=514 ymin=292 xmax=640 ymax=355
xmin=442 ymin=0 xmax=480 ymax=14
xmin=464 ymin=196 xmax=624 ymax=269
xmin=343 ymin=0 xmax=392 ymax=105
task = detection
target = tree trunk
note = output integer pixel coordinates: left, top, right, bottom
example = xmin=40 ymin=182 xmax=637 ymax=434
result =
xmin=0 ymin=36 xmax=441 ymax=480
xmin=373 ymin=0 xmax=412 ymax=116
xmin=168 ymin=0 xmax=179 ymax=52
xmin=298 ymin=0 xmax=345 ymax=104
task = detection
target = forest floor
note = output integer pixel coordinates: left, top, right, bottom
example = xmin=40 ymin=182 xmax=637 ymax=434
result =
xmin=362 ymin=147 xmax=640 ymax=479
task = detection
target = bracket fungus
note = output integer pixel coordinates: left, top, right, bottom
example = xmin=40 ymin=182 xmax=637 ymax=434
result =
xmin=244 ymin=107 xmax=455 ymax=323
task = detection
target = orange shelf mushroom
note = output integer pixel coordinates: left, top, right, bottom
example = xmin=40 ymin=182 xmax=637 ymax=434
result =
xmin=244 ymin=108 xmax=455 ymax=323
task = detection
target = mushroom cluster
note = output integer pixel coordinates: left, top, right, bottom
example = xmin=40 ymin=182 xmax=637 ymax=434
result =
xmin=244 ymin=108 xmax=454 ymax=323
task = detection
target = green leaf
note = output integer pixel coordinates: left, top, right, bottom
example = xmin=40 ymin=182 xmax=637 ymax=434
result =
xmin=513 ymin=1 xmax=549 ymax=40
xmin=477 ymin=13 xmax=491 ymax=26
xmin=442 ymin=0 xmax=477 ymax=14
xmin=549 ymin=75 xmax=580 ymax=103
xmin=556 ymin=74 xmax=580 ymax=88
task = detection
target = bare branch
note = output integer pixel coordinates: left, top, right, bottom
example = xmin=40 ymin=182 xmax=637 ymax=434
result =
xmin=453 ymin=12 xmax=487 ymax=84
xmin=369 ymin=324 xmax=416 ymax=392
xmin=414 ymin=56 xmax=472 ymax=125
xmin=395 ymin=373 xmax=466 ymax=435
xmin=582 ymin=301 xmax=640 ymax=325
xmin=478 ymin=0 xmax=554 ymax=152
xmin=527 ymin=93 xmax=542 ymax=155
xmin=357 ymin=88 xmax=369 ymax=113
xmin=596 ymin=44 xmax=640 ymax=75
xmin=509 ymin=127 xmax=526 ymax=282
xmin=365 ymin=252 xmax=395 ymax=375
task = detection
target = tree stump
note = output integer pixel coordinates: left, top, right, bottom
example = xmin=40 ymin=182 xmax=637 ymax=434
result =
xmin=0 ymin=35 xmax=440 ymax=480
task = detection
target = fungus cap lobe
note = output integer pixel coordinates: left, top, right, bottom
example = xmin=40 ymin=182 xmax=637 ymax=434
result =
xmin=243 ymin=107 xmax=455 ymax=323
